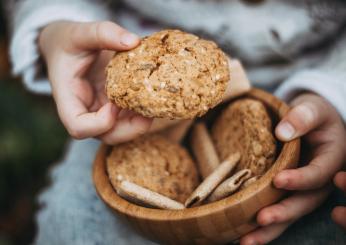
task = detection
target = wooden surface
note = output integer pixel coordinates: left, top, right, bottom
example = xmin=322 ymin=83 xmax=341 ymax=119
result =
xmin=93 ymin=88 xmax=300 ymax=245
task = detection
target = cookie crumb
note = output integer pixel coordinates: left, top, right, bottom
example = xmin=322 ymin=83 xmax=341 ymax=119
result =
xmin=160 ymin=82 xmax=166 ymax=89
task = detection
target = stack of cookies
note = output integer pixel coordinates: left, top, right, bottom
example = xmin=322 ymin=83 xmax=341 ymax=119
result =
xmin=106 ymin=98 xmax=277 ymax=210
xmin=186 ymin=98 xmax=277 ymax=207
xmin=105 ymin=30 xmax=277 ymax=210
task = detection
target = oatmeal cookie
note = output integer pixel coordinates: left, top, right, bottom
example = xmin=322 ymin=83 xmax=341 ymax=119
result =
xmin=106 ymin=29 xmax=230 ymax=119
xmin=211 ymin=99 xmax=277 ymax=175
xmin=106 ymin=134 xmax=199 ymax=203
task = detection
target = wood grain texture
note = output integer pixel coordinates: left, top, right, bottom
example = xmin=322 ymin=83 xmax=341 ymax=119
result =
xmin=93 ymin=88 xmax=300 ymax=245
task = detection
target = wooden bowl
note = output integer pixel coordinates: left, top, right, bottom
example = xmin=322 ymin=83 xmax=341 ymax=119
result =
xmin=93 ymin=88 xmax=300 ymax=245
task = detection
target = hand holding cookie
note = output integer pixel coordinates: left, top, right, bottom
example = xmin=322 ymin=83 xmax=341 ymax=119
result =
xmin=241 ymin=93 xmax=346 ymax=245
xmin=39 ymin=21 xmax=152 ymax=144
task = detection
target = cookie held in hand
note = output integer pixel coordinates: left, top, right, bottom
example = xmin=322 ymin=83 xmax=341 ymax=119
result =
xmin=212 ymin=99 xmax=277 ymax=176
xmin=106 ymin=134 xmax=199 ymax=203
xmin=106 ymin=29 xmax=230 ymax=119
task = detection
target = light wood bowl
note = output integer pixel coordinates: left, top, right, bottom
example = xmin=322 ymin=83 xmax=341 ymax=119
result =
xmin=93 ymin=88 xmax=300 ymax=245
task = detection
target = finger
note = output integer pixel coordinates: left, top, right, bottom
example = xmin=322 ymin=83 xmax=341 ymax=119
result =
xmin=89 ymin=87 xmax=109 ymax=112
xmin=274 ymin=144 xmax=343 ymax=190
xmin=86 ymin=50 xmax=115 ymax=86
xmin=334 ymin=171 xmax=346 ymax=192
xmin=56 ymin=83 xmax=119 ymax=138
xmin=70 ymin=21 xmax=140 ymax=52
xmin=64 ymin=102 xmax=118 ymax=139
xmin=118 ymin=109 xmax=137 ymax=119
xmin=332 ymin=206 xmax=346 ymax=230
xmin=99 ymin=114 xmax=153 ymax=144
xmin=240 ymin=222 xmax=291 ymax=245
xmin=275 ymin=96 xmax=329 ymax=141
xmin=257 ymin=186 xmax=331 ymax=226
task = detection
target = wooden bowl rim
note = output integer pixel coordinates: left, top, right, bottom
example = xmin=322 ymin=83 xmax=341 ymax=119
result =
xmin=93 ymin=88 xmax=300 ymax=221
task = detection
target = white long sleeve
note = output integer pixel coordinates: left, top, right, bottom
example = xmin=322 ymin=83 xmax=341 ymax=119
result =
xmin=8 ymin=0 xmax=111 ymax=94
xmin=275 ymin=32 xmax=346 ymax=122
xmin=6 ymin=0 xmax=346 ymax=123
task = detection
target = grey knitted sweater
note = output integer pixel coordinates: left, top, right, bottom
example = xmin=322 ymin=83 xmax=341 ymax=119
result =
xmin=5 ymin=0 xmax=346 ymax=119
xmin=3 ymin=1 xmax=346 ymax=244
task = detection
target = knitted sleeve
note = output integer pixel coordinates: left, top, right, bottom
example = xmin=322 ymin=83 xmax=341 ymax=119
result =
xmin=275 ymin=32 xmax=346 ymax=122
xmin=5 ymin=0 xmax=112 ymax=94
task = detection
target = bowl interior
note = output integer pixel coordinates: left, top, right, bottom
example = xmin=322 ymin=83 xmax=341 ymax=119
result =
xmin=93 ymin=88 xmax=300 ymax=222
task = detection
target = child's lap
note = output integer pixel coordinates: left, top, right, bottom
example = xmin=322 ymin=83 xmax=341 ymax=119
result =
xmin=35 ymin=139 xmax=155 ymax=245
xmin=270 ymin=189 xmax=346 ymax=245
xmin=34 ymin=139 xmax=346 ymax=245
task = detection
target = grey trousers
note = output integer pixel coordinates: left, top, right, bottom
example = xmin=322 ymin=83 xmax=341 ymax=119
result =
xmin=34 ymin=139 xmax=346 ymax=245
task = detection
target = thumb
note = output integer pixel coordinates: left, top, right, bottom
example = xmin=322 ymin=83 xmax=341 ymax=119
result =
xmin=275 ymin=94 xmax=329 ymax=141
xmin=70 ymin=21 xmax=140 ymax=52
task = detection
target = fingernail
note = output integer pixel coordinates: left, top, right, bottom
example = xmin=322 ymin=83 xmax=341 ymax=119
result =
xmin=120 ymin=33 xmax=139 ymax=46
xmin=247 ymin=239 xmax=258 ymax=245
xmin=277 ymin=122 xmax=295 ymax=140
xmin=263 ymin=216 xmax=274 ymax=225
xmin=274 ymin=173 xmax=288 ymax=188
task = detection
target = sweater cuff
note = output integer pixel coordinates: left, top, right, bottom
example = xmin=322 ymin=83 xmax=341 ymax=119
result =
xmin=275 ymin=70 xmax=346 ymax=122
xmin=10 ymin=2 xmax=110 ymax=94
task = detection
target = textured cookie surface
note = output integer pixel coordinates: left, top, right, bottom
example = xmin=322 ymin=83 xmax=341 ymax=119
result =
xmin=212 ymin=99 xmax=277 ymax=176
xmin=106 ymin=29 xmax=229 ymax=119
xmin=106 ymin=134 xmax=199 ymax=203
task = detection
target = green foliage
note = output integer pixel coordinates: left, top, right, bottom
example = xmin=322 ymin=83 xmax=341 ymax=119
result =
xmin=0 ymin=79 xmax=67 ymax=212
xmin=0 ymin=4 xmax=67 ymax=244
xmin=0 ymin=236 xmax=11 ymax=245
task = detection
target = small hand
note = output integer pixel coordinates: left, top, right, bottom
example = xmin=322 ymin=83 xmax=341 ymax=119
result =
xmin=39 ymin=21 xmax=152 ymax=144
xmin=240 ymin=93 xmax=346 ymax=245
xmin=332 ymin=171 xmax=346 ymax=230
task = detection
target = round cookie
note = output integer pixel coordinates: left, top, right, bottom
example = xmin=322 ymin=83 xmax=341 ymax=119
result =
xmin=106 ymin=29 xmax=230 ymax=119
xmin=106 ymin=134 xmax=199 ymax=203
xmin=211 ymin=99 xmax=277 ymax=176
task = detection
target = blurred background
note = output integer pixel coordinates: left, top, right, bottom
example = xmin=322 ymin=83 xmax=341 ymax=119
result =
xmin=0 ymin=6 xmax=68 ymax=245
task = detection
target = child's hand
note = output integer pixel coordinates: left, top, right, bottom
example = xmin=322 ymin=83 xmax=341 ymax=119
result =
xmin=39 ymin=21 xmax=152 ymax=144
xmin=332 ymin=171 xmax=346 ymax=230
xmin=241 ymin=93 xmax=346 ymax=245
